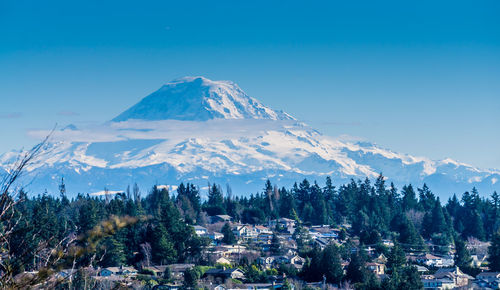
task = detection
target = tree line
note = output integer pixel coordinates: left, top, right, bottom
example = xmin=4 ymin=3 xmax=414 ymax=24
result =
xmin=3 ymin=173 xmax=500 ymax=287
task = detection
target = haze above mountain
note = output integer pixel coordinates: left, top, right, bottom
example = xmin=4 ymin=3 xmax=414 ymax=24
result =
xmin=1 ymin=76 xmax=498 ymax=199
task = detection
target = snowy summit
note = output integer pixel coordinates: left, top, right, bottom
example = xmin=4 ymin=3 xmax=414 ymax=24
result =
xmin=112 ymin=76 xmax=294 ymax=122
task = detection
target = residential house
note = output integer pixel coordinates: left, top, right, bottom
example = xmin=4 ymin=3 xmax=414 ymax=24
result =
xmin=382 ymin=239 xmax=394 ymax=247
xmin=310 ymin=225 xmax=339 ymax=241
xmin=475 ymin=272 xmax=500 ymax=289
xmin=421 ymin=277 xmax=455 ymax=290
xmin=203 ymin=268 xmax=245 ymax=282
xmin=193 ymin=225 xmax=208 ymax=237
xmin=366 ymin=262 xmax=385 ymax=275
xmin=417 ymin=253 xmax=444 ymax=267
xmin=432 ymin=267 xmax=473 ymax=288
xmin=471 ymin=254 xmax=487 ymax=268
xmin=144 ymin=264 xmax=194 ymax=279
xmin=209 ymin=232 xmax=224 ymax=241
xmin=233 ymin=225 xmax=257 ymax=239
xmin=168 ymin=264 xmax=195 ymax=279
xmin=120 ymin=266 xmax=138 ymax=276
xmin=254 ymin=225 xmax=272 ymax=235
xmin=55 ymin=269 xmax=77 ymax=279
xmin=313 ymin=237 xmax=329 ymax=249
xmin=278 ymin=218 xmax=296 ymax=228
xmin=99 ymin=268 xmax=116 ymax=277
xmin=440 ymin=256 xmax=454 ymax=268
xmin=258 ymin=256 xmax=277 ymax=268
xmin=143 ymin=265 xmax=168 ymax=276
xmin=374 ymin=254 xmax=388 ymax=264
xmin=415 ymin=265 xmax=429 ymax=273
xmin=211 ymin=215 xmax=232 ymax=224
xmin=287 ymin=255 xmax=306 ymax=269
xmin=215 ymin=257 xmax=232 ymax=265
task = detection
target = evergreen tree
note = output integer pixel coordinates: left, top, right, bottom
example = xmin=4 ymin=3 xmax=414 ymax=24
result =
xmin=205 ymin=183 xmax=225 ymax=215
xmin=320 ymin=244 xmax=343 ymax=284
xmin=454 ymin=238 xmax=472 ymax=270
xmin=270 ymin=233 xmax=282 ymax=255
xmin=384 ymin=266 xmax=423 ymax=290
xmin=418 ymin=184 xmax=436 ymax=211
xmin=147 ymin=224 xmax=176 ymax=265
xmin=391 ymin=213 xmax=424 ymax=250
xmin=431 ymin=199 xmax=447 ymax=234
xmin=344 ymin=252 xmax=367 ymax=284
xmin=221 ymin=222 xmax=236 ymax=245
xmin=183 ymin=267 xmax=200 ymax=289
xmin=387 ymin=242 xmax=406 ymax=274
xmin=100 ymin=237 xmax=126 ymax=267
xmin=279 ymin=187 xmax=296 ymax=218
xmin=401 ymin=184 xmax=418 ymax=211
xmin=488 ymin=231 xmax=500 ymax=271
xmin=468 ymin=210 xmax=486 ymax=240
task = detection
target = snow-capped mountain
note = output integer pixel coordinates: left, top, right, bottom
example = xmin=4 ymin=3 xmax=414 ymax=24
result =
xmin=1 ymin=76 xmax=499 ymax=199
xmin=113 ymin=76 xmax=293 ymax=122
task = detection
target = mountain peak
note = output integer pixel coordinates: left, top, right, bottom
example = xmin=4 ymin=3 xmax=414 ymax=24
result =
xmin=112 ymin=76 xmax=294 ymax=122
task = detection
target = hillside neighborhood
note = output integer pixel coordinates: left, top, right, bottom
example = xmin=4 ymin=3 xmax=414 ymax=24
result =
xmin=19 ymin=213 xmax=498 ymax=290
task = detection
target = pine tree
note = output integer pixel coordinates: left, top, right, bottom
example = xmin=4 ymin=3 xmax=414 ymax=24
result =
xmin=454 ymin=238 xmax=472 ymax=270
xmin=468 ymin=210 xmax=486 ymax=240
xmin=431 ymin=199 xmax=447 ymax=234
xmin=488 ymin=231 xmax=500 ymax=271
xmin=344 ymin=252 xmax=367 ymax=284
xmin=279 ymin=187 xmax=296 ymax=218
xmin=392 ymin=213 xmax=424 ymax=250
xmin=320 ymin=244 xmax=343 ymax=284
xmin=401 ymin=184 xmax=418 ymax=211
xmin=100 ymin=237 xmax=126 ymax=267
xmin=222 ymin=222 xmax=236 ymax=245
xmin=148 ymin=224 xmax=176 ymax=265
xmin=387 ymin=242 xmax=406 ymax=274
xmin=183 ymin=267 xmax=200 ymax=289
xmin=397 ymin=266 xmax=424 ymax=290
xmin=270 ymin=233 xmax=281 ymax=255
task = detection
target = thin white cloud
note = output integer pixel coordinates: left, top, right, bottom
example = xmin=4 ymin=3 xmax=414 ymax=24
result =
xmin=57 ymin=111 xmax=80 ymax=116
xmin=0 ymin=112 xmax=22 ymax=119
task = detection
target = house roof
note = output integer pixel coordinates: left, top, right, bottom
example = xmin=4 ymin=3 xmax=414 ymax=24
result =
xmin=103 ymin=267 xmax=120 ymax=273
xmin=216 ymin=215 xmax=232 ymax=220
xmin=221 ymin=268 xmax=244 ymax=275
xmin=477 ymin=272 xmax=500 ymax=278
xmin=254 ymin=225 xmax=269 ymax=230
xmin=434 ymin=267 xmax=474 ymax=280
xmin=143 ymin=265 xmax=167 ymax=273
xmin=168 ymin=264 xmax=195 ymax=272
xmin=419 ymin=253 xmax=441 ymax=260
xmin=204 ymin=268 xmax=244 ymax=276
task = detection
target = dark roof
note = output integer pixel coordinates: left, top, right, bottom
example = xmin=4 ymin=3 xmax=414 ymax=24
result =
xmin=205 ymin=268 xmax=223 ymax=275
xmin=477 ymin=272 xmax=500 ymax=277
xmin=204 ymin=268 xmax=243 ymax=276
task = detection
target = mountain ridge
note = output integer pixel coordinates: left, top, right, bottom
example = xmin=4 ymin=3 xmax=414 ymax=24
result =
xmin=1 ymin=77 xmax=499 ymax=199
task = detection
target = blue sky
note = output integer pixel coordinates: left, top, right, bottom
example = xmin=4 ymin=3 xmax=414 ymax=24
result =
xmin=0 ymin=0 xmax=499 ymax=169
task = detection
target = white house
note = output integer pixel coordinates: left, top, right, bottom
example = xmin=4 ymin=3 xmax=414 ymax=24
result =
xmin=417 ymin=253 xmax=444 ymax=267
xmin=193 ymin=225 xmax=208 ymax=236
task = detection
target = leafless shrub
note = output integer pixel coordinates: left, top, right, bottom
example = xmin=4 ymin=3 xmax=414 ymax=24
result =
xmin=0 ymin=136 xmax=143 ymax=289
xmin=406 ymin=209 xmax=424 ymax=232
